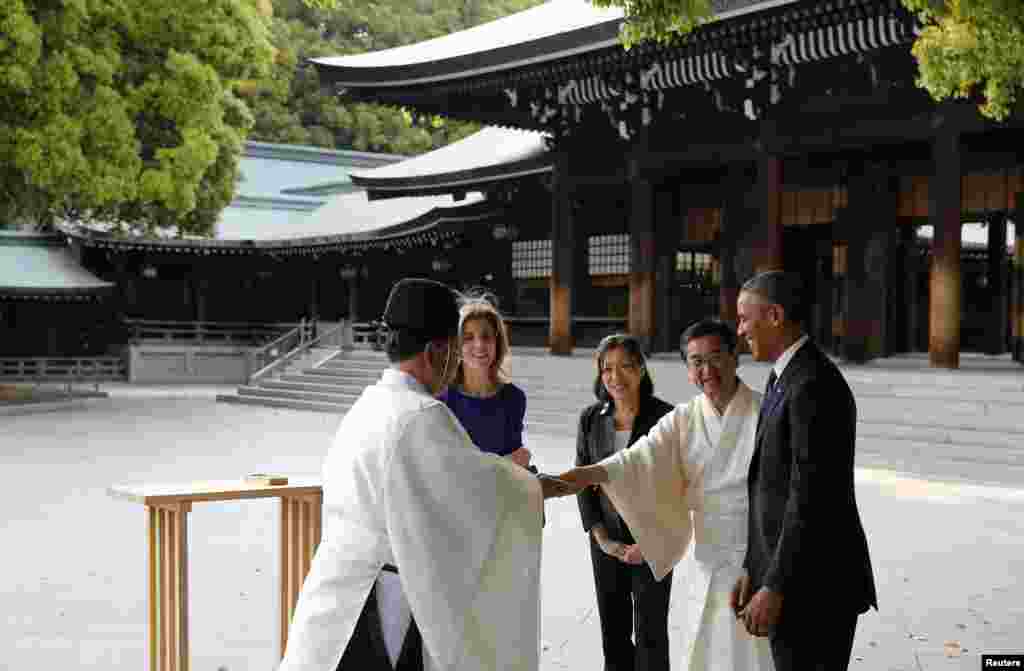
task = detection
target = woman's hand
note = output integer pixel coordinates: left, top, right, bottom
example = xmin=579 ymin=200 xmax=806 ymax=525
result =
xmin=591 ymin=525 xmax=627 ymax=561
xmin=507 ymin=447 xmax=532 ymax=469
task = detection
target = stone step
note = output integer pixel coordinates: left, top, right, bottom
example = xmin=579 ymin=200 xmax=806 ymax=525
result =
xmin=238 ymin=385 xmax=361 ymax=405
xmin=334 ymin=351 xmax=388 ymax=362
xmin=301 ymin=368 xmax=381 ymax=380
xmin=261 ymin=379 xmax=370 ymax=395
xmin=216 ymin=393 xmax=348 ymax=414
xmin=320 ymin=358 xmax=385 ymax=370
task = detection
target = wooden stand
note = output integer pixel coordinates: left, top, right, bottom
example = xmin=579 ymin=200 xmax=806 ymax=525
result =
xmin=110 ymin=477 xmax=323 ymax=671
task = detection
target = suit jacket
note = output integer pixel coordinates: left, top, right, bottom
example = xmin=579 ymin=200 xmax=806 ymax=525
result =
xmin=576 ymin=394 xmax=674 ymax=543
xmin=744 ymin=340 xmax=877 ymax=614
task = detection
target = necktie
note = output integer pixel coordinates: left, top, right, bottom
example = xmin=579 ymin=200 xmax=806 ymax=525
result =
xmin=757 ymin=370 xmax=777 ymax=433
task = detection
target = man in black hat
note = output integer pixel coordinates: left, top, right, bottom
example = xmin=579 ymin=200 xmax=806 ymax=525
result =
xmin=282 ymin=278 xmax=572 ymax=671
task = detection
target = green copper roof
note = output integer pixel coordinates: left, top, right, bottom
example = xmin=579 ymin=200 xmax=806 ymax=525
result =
xmin=0 ymin=233 xmax=114 ymax=298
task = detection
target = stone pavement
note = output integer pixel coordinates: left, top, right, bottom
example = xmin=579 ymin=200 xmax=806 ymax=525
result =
xmin=2 ymin=355 xmax=1023 ymax=670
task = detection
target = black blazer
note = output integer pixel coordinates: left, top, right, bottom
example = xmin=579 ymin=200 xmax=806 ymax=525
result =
xmin=576 ymin=394 xmax=674 ymax=543
xmin=745 ymin=339 xmax=877 ymax=613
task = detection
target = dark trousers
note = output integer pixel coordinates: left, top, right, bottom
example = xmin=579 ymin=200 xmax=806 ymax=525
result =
xmin=337 ymin=582 xmax=423 ymax=671
xmin=769 ymin=604 xmax=859 ymax=671
xmin=589 ymin=537 xmax=672 ymax=671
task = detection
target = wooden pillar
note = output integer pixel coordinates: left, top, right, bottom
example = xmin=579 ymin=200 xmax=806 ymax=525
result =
xmin=986 ymin=212 xmax=1008 ymax=355
xmin=754 ymin=153 xmax=784 ymax=273
xmin=718 ymin=204 xmax=739 ymax=328
xmin=928 ymin=132 xmax=962 ymax=369
xmin=309 ymin=272 xmax=320 ymax=323
xmin=653 ymin=189 xmax=676 ymax=353
xmin=193 ymin=279 xmax=207 ymax=324
xmin=894 ymin=223 xmax=920 ymax=353
xmin=629 ymin=177 xmax=656 ymax=353
xmin=347 ymin=277 xmax=360 ymax=322
xmin=550 ymin=154 xmax=575 ymax=355
xmin=1012 ymin=194 xmax=1024 ymax=363
xmin=841 ymin=170 xmax=897 ymax=363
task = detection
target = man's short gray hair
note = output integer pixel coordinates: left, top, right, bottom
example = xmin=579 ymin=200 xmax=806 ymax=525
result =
xmin=740 ymin=271 xmax=808 ymax=324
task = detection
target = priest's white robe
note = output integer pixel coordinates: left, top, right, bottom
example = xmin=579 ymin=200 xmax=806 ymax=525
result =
xmin=599 ymin=382 xmax=774 ymax=671
xmin=280 ymin=369 xmax=544 ymax=671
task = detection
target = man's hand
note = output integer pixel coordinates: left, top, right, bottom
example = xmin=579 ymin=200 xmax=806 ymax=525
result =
xmin=556 ymin=465 xmax=609 ymax=495
xmin=538 ymin=474 xmax=576 ymax=499
xmin=741 ymin=587 xmax=783 ymax=638
xmin=730 ymin=574 xmax=752 ymax=618
xmin=621 ymin=544 xmax=644 ymax=565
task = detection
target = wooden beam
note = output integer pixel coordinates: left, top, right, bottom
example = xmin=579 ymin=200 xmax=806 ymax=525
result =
xmin=754 ymin=153 xmax=784 ymax=273
xmin=986 ymin=213 xmax=1009 ymax=355
xmin=550 ymin=153 xmax=575 ymax=355
xmin=928 ymin=130 xmax=963 ymax=369
xmin=628 ymin=177 xmax=656 ymax=352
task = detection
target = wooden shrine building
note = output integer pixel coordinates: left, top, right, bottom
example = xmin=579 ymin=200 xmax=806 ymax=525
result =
xmin=314 ymin=0 xmax=1024 ymax=368
xmin=1 ymin=142 xmax=506 ymax=359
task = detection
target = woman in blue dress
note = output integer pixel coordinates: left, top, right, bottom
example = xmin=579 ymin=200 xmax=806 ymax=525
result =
xmin=440 ymin=295 xmax=531 ymax=469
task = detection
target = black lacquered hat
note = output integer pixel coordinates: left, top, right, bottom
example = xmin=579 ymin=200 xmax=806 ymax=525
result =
xmin=381 ymin=278 xmax=459 ymax=339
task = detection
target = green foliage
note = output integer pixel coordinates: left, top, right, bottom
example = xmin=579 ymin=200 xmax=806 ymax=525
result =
xmin=588 ymin=0 xmax=711 ymax=48
xmin=590 ymin=0 xmax=1024 ymax=121
xmin=903 ymin=0 xmax=1024 ymax=121
xmin=0 ymin=0 xmax=273 ymax=236
xmin=247 ymin=0 xmax=544 ymax=155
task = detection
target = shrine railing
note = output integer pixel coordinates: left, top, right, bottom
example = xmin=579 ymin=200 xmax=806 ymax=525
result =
xmin=349 ymin=321 xmax=385 ymax=350
xmin=0 ymin=357 xmax=127 ymax=388
xmin=124 ymin=320 xmax=305 ymax=346
xmin=247 ymin=321 xmax=348 ymax=384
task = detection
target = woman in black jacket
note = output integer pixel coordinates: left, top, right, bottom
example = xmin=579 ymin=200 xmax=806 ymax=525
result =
xmin=576 ymin=333 xmax=675 ymax=671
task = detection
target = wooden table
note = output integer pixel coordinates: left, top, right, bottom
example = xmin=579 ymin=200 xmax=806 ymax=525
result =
xmin=109 ymin=477 xmax=323 ymax=671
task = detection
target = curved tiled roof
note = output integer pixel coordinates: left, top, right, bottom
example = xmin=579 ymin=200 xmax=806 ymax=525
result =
xmin=0 ymin=233 xmax=114 ymax=300
xmin=63 ymin=193 xmax=499 ymax=256
xmin=350 ymin=126 xmax=551 ymax=196
xmin=312 ymin=0 xmax=795 ymax=87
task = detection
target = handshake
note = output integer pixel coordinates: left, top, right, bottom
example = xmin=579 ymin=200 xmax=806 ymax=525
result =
xmin=536 ymin=464 xmax=608 ymax=500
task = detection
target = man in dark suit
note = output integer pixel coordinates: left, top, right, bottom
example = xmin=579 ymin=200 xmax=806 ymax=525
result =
xmin=729 ymin=270 xmax=877 ymax=670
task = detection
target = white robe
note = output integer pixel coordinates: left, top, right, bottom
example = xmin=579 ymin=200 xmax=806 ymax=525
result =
xmin=599 ymin=382 xmax=774 ymax=671
xmin=280 ymin=369 xmax=544 ymax=671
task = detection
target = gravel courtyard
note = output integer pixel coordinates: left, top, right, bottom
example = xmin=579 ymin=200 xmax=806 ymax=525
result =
xmin=3 ymin=395 xmax=1023 ymax=670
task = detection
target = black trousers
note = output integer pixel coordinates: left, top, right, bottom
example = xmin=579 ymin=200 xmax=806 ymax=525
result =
xmin=589 ymin=537 xmax=672 ymax=671
xmin=769 ymin=604 xmax=859 ymax=671
xmin=336 ymin=582 xmax=423 ymax=671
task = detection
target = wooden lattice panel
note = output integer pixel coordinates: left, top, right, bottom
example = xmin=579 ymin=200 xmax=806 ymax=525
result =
xmin=781 ymin=187 xmax=847 ymax=227
xmin=899 ymin=169 xmax=1024 ymax=218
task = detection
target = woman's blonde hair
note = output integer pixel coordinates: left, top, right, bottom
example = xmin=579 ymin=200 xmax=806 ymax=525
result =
xmin=454 ymin=293 xmax=511 ymax=386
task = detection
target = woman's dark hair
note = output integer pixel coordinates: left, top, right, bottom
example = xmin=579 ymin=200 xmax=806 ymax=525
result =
xmin=592 ymin=333 xmax=654 ymax=401
xmin=679 ymin=319 xmax=738 ymax=359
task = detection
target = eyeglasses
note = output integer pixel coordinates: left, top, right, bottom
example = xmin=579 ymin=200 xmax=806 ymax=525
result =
xmin=685 ymin=352 xmax=730 ymax=369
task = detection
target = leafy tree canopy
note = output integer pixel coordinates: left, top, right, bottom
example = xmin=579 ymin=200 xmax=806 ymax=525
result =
xmin=246 ymin=0 xmax=544 ymax=155
xmin=589 ymin=0 xmax=1024 ymax=121
xmin=0 ymin=0 xmax=274 ymax=236
xmin=904 ymin=0 xmax=1024 ymax=121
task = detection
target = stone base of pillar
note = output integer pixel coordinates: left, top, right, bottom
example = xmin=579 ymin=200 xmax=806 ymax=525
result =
xmin=549 ymin=335 xmax=574 ymax=356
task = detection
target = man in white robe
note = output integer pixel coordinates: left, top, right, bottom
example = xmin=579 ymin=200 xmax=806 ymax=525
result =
xmin=280 ymin=278 xmax=573 ymax=671
xmin=560 ymin=319 xmax=774 ymax=671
